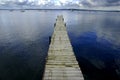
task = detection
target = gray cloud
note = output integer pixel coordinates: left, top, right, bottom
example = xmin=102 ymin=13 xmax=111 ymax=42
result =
xmin=81 ymin=0 xmax=120 ymax=7
xmin=0 ymin=0 xmax=120 ymax=9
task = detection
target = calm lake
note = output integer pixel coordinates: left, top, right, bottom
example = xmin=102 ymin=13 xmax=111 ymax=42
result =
xmin=0 ymin=10 xmax=120 ymax=80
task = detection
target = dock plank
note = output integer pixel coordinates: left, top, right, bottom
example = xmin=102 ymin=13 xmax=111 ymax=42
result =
xmin=43 ymin=15 xmax=84 ymax=80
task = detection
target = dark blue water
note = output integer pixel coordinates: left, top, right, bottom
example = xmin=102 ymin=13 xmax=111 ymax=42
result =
xmin=66 ymin=11 xmax=120 ymax=80
xmin=0 ymin=10 xmax=120 ymax=80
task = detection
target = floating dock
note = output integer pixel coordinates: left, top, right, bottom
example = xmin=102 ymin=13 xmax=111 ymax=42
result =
xmin=43 ymin=15 xmax=84 ymax=80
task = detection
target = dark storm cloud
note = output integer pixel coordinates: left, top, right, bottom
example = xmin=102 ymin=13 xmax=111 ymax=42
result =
xmin=106 ymin=0 xmax=120 ymax=6
xmin=84 ymin=0 xmax=120 ymax=7
xmin=106 ymin=0 xmax=119 ymax=3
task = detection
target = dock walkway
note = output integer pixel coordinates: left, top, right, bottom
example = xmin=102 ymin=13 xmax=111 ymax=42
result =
xmin=43 ymin=15 xmax=84 ymax=80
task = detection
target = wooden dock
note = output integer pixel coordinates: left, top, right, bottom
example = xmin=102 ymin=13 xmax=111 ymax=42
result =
xmin=43 ymin=15 xmax=84 ymax=80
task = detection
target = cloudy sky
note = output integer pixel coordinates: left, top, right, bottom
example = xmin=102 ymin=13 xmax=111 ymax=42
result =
xmin=0 ymin=0 xmax=120 ymax=10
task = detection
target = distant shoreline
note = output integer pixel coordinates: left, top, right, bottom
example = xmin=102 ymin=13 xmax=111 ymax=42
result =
xmin=0 ymin=9 xmax=120 ymax=12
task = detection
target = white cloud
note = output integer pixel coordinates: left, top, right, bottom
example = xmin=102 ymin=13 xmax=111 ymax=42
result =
xmin=38 ymin=0 xmax=48 ymax=5
xmin=18 ymin=0 xmax=25 ymax=2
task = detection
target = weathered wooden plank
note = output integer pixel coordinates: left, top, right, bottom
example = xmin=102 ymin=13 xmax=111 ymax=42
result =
xmin=43 ymin=15 xmax=84 ymax=80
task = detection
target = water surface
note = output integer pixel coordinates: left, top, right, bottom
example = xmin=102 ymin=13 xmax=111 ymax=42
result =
xmin=0 ymin=10 xmax=120 ymax=80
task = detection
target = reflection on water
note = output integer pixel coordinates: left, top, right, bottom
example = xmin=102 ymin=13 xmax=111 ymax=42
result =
xmin=69 ymin=31 xmax=120 ymax=80
xmin=67 ymin=11 xmax=120 ymax=80
xmin=0 ymin=10 xmax=120 ymax=80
